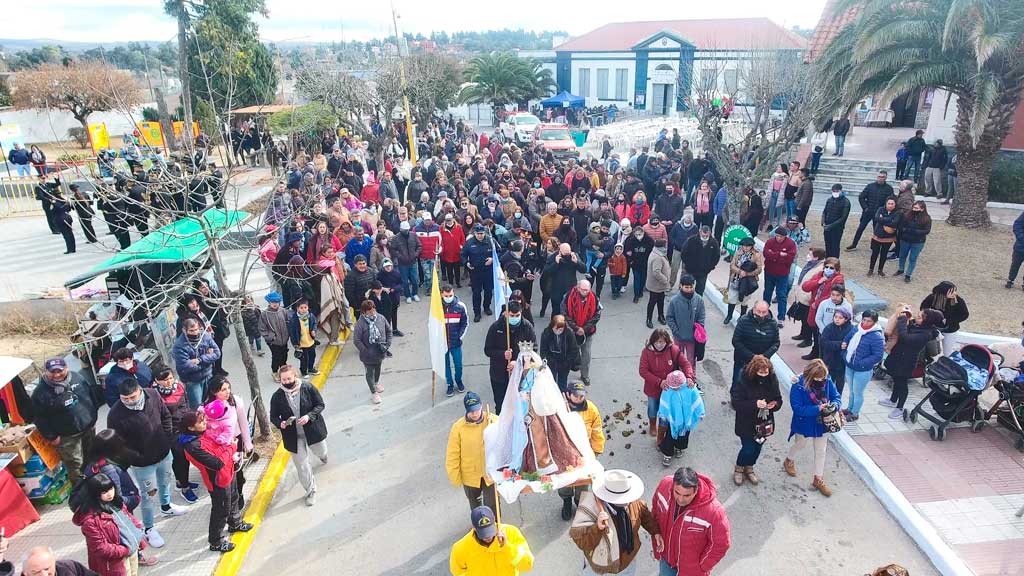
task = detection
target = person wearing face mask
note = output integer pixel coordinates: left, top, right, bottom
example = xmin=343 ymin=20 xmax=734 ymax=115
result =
xmin=32 ymin=357 xmax=101 ymax=486
xmin=151 ymin=365 xmax=198 ymax=503
xmin=668 ymin=209 xmax=698 ymax=285
xmin=623 ymin=225 xmax=653 ymax=303
xmin=867 ymin=197 xmax=900 ymax=276
xmin=107 ymin=377 xmax=188 ymax=548
xmin=808 ymin=285 xmax=853 ymax=361
xmin=762 ymin=226 xmax=798 ymax=327
xmin=784 ymin=359 xmax=841 ymax=497
xmin=269 ymin=365 xmax=328 ymax=506
xmin=462 ymin=224 xmax=496 ymax=322
xmin=560 ymin=381 xmax=606 ymax=522
xmin=639 ymin=329 xmax=690 ymax=438
xmin=562 ymin=280 xmax=602 ymax=386
xmin=172 ymin=318 xmax=222 ymax=410
xmin=103 ymin=348 xmax=154 ymax=408
xmin=645 ymin=239 xmax=672 ymax=328
xmin=391 ymin=221 xmax=422 ymax=302
xmin=731 ymin=301 xmax=780 ymax=391
xmin=353 ymin=300 xmax=394 ymax=404
xmin=445 ymin=392 xmax=500 ymax=513
xmin=731 ymin=355 xmax=783 ymax=486
xmin=666 ymin=275 xmax=707 ymax=369
xmin=789 ymin=248 xmax=826 ymax=347
xmin=819 ymin=308 xmax=854 ymax=394
xmin=542 ymin=242 xmax=587 ymax=317
xmin=841 ymin=309 xmax=886 ymax=422
xmin=441 ymin=285 xmax=469 ymax=396
xmin=680 ymin=225 xmax=719 ymax=296
xmin=801 ymin=257 xmax=845 ymax=349
xmin=821 ymin=184 xmax=851 ymax=259
xmin=896 ymin=201 xmax=932 ymax=283
xmin=539 ymin=202 xmax=562 ymax=243
xmin=724 ymin=238 xmax=763 ymax=324
xmin=483 ymin=301 xmax=537 ymax=414
xmin=540 ymin=314 xmax=582 ymax=393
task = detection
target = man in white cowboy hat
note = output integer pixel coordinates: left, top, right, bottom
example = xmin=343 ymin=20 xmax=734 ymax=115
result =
xmin=570 ymin=469 xmax=663 ymax=575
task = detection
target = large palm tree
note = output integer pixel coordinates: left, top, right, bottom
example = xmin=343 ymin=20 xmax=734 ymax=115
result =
xmin=460 ymin=52 xmax=556 ymax=110
xmin=816 ymin=0 xmax=1024 ymax=228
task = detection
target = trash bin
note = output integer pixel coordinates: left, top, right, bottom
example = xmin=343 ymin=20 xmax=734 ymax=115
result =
xmin=571 ymin=131 xmax=587 ymax=147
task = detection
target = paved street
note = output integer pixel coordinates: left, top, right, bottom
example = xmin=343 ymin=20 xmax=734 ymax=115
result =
xmin=240 ymin=281 xmax=936 ymax=575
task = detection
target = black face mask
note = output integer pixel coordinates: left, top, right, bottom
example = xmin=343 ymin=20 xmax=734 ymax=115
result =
xmin=282 ymin=380 xmax=298 ymax=390
xmin=186 ymin=333 xmax=202 ymax=343
xmin=680 ymin=290 xmax=694 ymax=299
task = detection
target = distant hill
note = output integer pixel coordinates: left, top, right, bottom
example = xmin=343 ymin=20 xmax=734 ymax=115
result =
xmin=0 ymin=38 xmax=165 ymax=52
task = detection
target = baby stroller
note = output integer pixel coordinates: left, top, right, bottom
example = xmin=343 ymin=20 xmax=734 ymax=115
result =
xmin=982 ymin=359 xmax=1024 ymax=451
xmin=904 ymin=344 xmax=997 ymax=441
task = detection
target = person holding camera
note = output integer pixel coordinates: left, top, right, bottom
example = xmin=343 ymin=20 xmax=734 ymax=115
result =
xmin=783 ymin=359 xmax=841 ymax=497
xmin=353 ymin=299 xmax=393 ymax=405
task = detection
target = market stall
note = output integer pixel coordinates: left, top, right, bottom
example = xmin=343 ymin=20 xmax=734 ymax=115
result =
xmin=0 ymin=356 xmax=42 ymax=536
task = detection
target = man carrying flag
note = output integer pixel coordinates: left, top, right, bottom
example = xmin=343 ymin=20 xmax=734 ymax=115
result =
xmin=483 ymin=300 xmax=536 ymax=415
xmin=491 ymin=234 xmax=513 ymax=320
xmin=461 ymin=224 xmax=494 ymax=323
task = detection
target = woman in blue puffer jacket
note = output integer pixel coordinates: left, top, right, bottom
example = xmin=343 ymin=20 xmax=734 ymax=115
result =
xmin=784 ymin=359 xmax=841 ymax=497
xmin=842 ymin=309 xmax=886 ymax=421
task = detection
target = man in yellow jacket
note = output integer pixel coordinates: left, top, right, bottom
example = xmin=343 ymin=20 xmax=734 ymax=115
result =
xmin=560 ymin=381 xmax=606 ymax=520
xmin=446 ymin=392 xmax=500 ymax=512
xmin=450 ymin=506 xmax=534 ymax=576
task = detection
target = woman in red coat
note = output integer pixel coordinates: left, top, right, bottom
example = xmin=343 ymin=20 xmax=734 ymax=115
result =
xmin=439 ymin=214 xmax=467 ymax=288
xmin=360 ymin=171 xmax=381 ymax=206
xmin=639 ymin=328 xmax=695 ymax=437
xmin=800 ymin=257 xmax=844 ymax=357
xmin=73 ymin=473 xmax=147 ymax=576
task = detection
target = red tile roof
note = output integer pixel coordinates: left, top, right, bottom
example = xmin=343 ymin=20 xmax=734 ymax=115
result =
xmin=805 ymin=0 xmax=860 ymax=62
xmin=555 ymin=18 xmax=808 ymax=52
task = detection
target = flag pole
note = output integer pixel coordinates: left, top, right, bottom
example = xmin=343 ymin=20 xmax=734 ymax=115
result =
xmin=431 ymin=372 xmax=436 ymax=407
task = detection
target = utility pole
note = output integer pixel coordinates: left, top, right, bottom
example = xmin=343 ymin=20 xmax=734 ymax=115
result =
xmin=390 ymin=3 xmax=417 ymax=164
xmin=176 ymin=0 xmax=195 ymax=150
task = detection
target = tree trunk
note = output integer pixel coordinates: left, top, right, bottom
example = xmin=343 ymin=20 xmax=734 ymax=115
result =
xmin=176 ymin=0 xmax=195 ymax=149
xmin=726 ymin=184 xmax=744 ymax=226
xmin=946 ymin=146 xmax=994 ymax=229
xmin=206 ymin=236 xmax=272 ymax=437
xmin=154 ymin=87 xmax=177 ymax=152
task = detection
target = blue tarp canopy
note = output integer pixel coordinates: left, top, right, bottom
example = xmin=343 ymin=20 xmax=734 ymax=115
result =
xmin=540 ymin=91 xmax=585 ymax=109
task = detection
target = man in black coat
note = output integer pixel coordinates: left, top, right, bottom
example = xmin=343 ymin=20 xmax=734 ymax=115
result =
xmin=680 ymin=225 xmax=720 ymax=295
xmin=543 ymin=242 xmax=587 ymax=316
xmin=822 ymin=184 xmax=852 ymax=258
xmin=32 ymin=358 xmax=100 ymax=485
xmin=905 ymin=130 xmax=927 ymax=181
xmin=846 ymin=170 xmax=895 ymax=251
xmin=483 ymin=301 xmax=537 ymax=415
xmin=731 ymin=301 xmax=780 ymax=389
xmin=1 ymin=546 xmax=98 ymax=576
xmin=832 ymin=116 xmax=851 ymax=157
xmin=33 ymin=175 xmax=60 ymax=234
xmin=269 ymin=365 xmax=328 ymax=506
xmin=107 ymin=377 xmax=189 ymax=537
xmin=924 ymin=139 xmax=949 ymax=198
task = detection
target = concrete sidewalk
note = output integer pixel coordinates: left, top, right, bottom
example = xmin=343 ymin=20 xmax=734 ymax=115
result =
xmin=706 ymin=259 xmax=1024 ymax=576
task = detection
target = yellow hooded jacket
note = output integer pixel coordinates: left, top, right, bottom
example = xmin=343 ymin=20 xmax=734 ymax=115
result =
xmin=449 ymin=524 xmax=534 ymax=576
xmin=445 ymin=413 xmax=498 ymax=488
xmin=580 ymin=399 xmax=605 ymax=455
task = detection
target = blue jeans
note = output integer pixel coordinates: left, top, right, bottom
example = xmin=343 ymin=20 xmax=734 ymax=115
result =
xmin=659 ymin=558 xmax=678 ymax=576
xmin=785 ymin=199 xmax=797 ymax=221
xmin=846 ymin=367 xmax=873 ymax=416
xmin=611 ymin=275 xmax=625 ymax=294
xmin=399 ymin=264 xmax=419 ymax=298
xmin=762 ymin=273 xmax=791 ymax=319
xmin=585 ymin=250 xmax=603 ymax=273
xmin=420 ymin=258 xmax=435 ymax=287
xmin=647 ymin=395 xmax=660 ymax=419
xmin=834 ymin=134 xmax=846 ymax=156
xmin=14 ymin=164 xmax=32 ymax=177
xmin=132 ymin=451 xmax=174 ymax=529
xmin=907 ymin=155 xmax=922 ymax=181
xmin=768 ymin=191 xmax=782 ymax=226
xmin=632 ymin=268 xmax=647 ymax=300
xmin=736 ymin=435 xmax=764 ymax=466
xmin=445 ymin=346 xmax=463 ymax=386
xmin=185 ymin=375 xmax=211 ymax=410
xmin=898 ymin=241 xmax=925 ymax=277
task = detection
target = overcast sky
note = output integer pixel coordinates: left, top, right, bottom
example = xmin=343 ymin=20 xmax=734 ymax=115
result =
xmin=5 ymin=0 xmax=827 ymax=44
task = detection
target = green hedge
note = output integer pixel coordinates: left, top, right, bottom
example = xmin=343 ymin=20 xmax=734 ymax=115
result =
xmin=988 ymin=154 xmax=1024 ymax=204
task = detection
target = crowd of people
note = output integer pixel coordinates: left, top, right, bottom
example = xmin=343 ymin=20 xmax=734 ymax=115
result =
xmin=11 ymin=109 xmax=1020 ymax=576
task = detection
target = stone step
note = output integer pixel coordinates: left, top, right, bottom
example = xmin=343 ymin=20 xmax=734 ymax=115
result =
xmin=817 ymin=157 xmax=896 ymax=168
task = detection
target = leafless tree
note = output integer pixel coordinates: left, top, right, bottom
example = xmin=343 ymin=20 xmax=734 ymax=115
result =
xmin=685 ymin=47 xmax=828 ymax=224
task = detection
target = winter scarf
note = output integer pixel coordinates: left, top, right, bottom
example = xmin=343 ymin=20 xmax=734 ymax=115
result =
xmin=846 ymin=322 xmax=884 ymax=364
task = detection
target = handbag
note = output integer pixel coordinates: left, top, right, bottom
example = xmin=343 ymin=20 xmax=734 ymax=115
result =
xmin=819 ymin=402 xmax=845 ymax=433
xmin=753 ymin=408 xmax=775 ymax=444
xmin=693 ymin=322 xmax=707 ymax=344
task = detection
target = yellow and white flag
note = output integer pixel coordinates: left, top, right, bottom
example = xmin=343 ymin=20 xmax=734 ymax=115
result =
xmin=428 ymin=265 xmax=447 ymax=378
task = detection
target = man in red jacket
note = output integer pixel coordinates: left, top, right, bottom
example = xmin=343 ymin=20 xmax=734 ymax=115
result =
xmin=761 ymin=226 xmax=797 ymax=328
xmin=651 ymin=467 xmax=731 ymax=576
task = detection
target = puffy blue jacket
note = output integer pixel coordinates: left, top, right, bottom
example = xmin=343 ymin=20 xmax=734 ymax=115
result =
xmin=104 ymin=361 xmax=153 ymax=407
xmin=788 ymin=375 xmax=840 ymax=439
xmin=172 ymin=332 xmax=220 ymax=383
xmin=345 ymin=236 xmax=374 ymax=268
xmin=288 ymin=311 xmax=319 ymax=346
xmin=713 ymin=187 xmax=728 ymax=216
xmin=842 ymin=326 xmax=886 ymax=372
xmin=443 ymin=296 xmax=469 ymax=349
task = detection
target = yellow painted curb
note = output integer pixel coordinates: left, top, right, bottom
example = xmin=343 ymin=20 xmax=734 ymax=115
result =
xmin=212 ymin=332 xmax=347 ymax=576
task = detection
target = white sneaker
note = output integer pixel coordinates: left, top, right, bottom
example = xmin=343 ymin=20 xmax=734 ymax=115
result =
xmin=371 ymin=393 xmax=382 ymax=404
xmin=888 ymin=408 xmax=904 ymax=420
xmin=878 ymin=399 xmax=897 ymax=408
xmin=413 ymin=295 xmax=421 ymax=302
xmin=406 ymin=297 xmax=413 ymax=304
xmin=146 ymin=527 xmax=165 ymax=548
xmin=161 ymin=502 xmax=188 ymax=517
